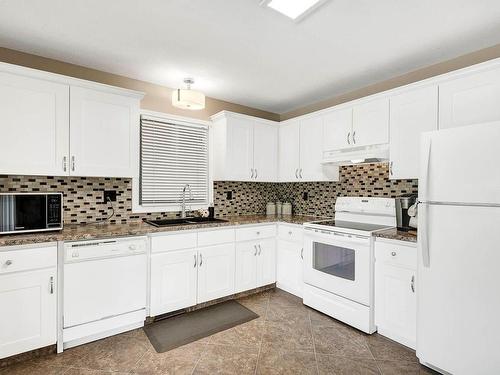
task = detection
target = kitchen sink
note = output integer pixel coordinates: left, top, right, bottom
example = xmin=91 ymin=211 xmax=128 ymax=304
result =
xmin=144 ymin=217 xmax=228 ymax=227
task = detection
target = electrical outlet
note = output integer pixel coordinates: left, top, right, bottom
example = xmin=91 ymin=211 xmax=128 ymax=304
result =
xmin=226 ymin=191 xmax=233 ymax=200
xmin=302 ymin=192 xmax=308 ymax=200
xmin=104 ymin=190 xmax=117 ymax=202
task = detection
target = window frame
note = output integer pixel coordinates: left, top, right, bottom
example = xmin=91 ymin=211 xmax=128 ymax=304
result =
xmin=132 ymin=110 xmax=213 ymax=213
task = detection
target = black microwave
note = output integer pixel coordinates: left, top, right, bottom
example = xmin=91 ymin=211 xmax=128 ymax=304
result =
xmin=0 ymin=193 xmax=63 ymax=235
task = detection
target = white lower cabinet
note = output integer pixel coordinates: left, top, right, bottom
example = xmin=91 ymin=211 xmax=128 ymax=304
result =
xmin=375 ymin=239 xmax=417 ymax=349
xmin=0 ymin=244 xmax=57 ymax=359
xmin=150 ymin=248 xmax=198 ymax=316
xmin=235 ymin=238 xmax=276 ymax=293
xmin=276 ymin=224 xmax=304 ymax=297
xmin=256 ymin=238 xmax=276 ymax=287
xmin=197 ymin=244 xmax=235 ymax=303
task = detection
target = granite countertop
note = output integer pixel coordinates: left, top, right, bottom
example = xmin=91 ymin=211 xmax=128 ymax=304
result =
xmin=373 ymin=228 xmax=418 ymax=243
xmin=0 ymin=215 xmax=322 ymax=247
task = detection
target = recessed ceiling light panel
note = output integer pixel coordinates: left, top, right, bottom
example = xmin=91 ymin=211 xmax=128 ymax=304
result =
xmin=266 ymin=0 xmax=325 ymax=20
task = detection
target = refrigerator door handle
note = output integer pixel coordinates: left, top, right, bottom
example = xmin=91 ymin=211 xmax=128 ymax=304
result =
xmin=420 ymin=135 xmax=432 ymax=202
xmin=419 ymin=202 xmax=430 ymax=267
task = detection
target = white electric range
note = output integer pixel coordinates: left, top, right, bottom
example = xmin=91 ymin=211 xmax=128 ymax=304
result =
xmin=303 ymin=197 xmax=396 ymax=333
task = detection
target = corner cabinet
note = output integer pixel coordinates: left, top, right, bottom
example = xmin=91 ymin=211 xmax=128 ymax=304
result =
xmin=389 ymin=85 xmax=438 ymax=179
xmin=0 ymin=244 xmax=57 ymax=359
xmin=374 ymin=239 xmax=417 ymax=349
xmin=211 ymin=111 xmax=278 ymax=182
xmin=0 ymin=63 xmax=143 ymax=177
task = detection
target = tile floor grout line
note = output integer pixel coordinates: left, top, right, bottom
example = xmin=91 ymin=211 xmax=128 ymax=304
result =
xmin=253 ymin=291 xmax=270 ymax=375
xmin=308 ymin=310 xmax=320 ymax=375
xmin=190 ymin=340 xmax=211 ymax=375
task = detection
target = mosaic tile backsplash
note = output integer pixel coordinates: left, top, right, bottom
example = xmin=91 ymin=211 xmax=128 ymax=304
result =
xmin=0 ymin=163 xmax=417 ymax=224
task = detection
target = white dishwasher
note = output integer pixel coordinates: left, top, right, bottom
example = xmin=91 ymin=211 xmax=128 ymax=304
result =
xmin=62 ymin=236 xmax=148 ymax=350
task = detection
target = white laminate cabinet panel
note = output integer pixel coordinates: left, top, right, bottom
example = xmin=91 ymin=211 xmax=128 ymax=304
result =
xmin=323 ymin=108 xmax=353 ymax=151
xmin=253 ymin=121 xmax=278 ymax=182
xmin=235 ymin=225 xmax=277 ymax=242
xmin=277 ymin=224 xmax=303 ymax=243
xmin=197 ymin=228 xmax=235 ymax=247
xmin=278 ymin=120 xmax=300 ymax=182
xmin=375 ymin=240 xmax=417 ymax=270
xmin=235 ymin=242 xmax=258 ymax=293
xmin=276 ymin=239 xmax=303 ymax=297
xmin=352 ymin=98 xmax=389 ymax=147
xmin=151 ymin=232 xmax=198 ymax=253
xmin=197 ymin=243 xmax=235 ymax=303
xmin=0 ymin=268 xmax=57 ymax=359
xmin=0 ymin=245 xmax=57 ymax=275
xmin=256 ymin=238 xmax=276 ymax=287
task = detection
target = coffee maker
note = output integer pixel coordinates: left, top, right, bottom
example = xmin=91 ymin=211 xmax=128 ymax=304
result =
xmin=396 ymin=194 xmax=417 ymax=231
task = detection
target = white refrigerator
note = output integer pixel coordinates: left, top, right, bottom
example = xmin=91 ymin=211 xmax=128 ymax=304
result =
xmin=417 ymin=121 xmax=500 ymax=374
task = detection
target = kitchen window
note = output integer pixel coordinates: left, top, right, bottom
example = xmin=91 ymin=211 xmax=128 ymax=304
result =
xmin=137 ymin=114 xmax=209 ymax=212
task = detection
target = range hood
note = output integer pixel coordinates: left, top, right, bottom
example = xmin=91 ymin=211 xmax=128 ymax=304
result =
xmin=322 ymin=144 xmax=389 ymax=166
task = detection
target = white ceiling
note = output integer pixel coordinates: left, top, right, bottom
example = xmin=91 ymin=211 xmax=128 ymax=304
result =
xmin=1 ymin=0 xmax=500 ymax=113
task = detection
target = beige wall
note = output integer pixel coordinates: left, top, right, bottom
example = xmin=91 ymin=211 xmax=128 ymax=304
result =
xmin=280 ymin=43 xmax=500 ymax=120
xmin=0 ymin=47 xmax=280 ymax=122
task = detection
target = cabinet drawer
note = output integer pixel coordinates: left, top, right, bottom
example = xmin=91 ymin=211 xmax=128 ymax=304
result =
xmin=0 ymin=244 xmax=57 ymax=274
xmin=235 ymin=225 xmax=276 ymax=242
xmin=375 ymin=240 xmax=417 ymax=270
xmin=198 ymin=228 xmax=235 ymax=247
xmin=151 ymin=232 xmax=197 ymax=253
xmin=278 ymin=224 xmax=303 ymax=242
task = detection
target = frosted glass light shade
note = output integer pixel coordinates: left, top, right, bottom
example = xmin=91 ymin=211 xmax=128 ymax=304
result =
xmin=172 ymin=88 xmax=205 ymax=110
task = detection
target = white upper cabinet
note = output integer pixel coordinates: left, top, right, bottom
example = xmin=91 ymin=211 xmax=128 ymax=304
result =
xmin=70 ymin=86 xmax=139 ymax=177
xmin=253 ymin=120 xmax=278 ymax=182
xmin=278 ymin=119 xmax=300 ymax=181
xmin=279 ymin=118 xmax=339 ymax=182
xmin=389 ymin=86 xmax=438 ymax=180
xmin=323 ymin=108 xmax=353 ymax=151
xmin=439 ymin=66 xmax=500 ymax=129
xmin=0 ymin=64 xmax=143 ymax=177
xmin=352 ymin=97 xmax=389 ymax=147
xmin=211 ymin=111 xmax=278 ymax=182
xmin=0 ymin=71 xmax=70 ymax=176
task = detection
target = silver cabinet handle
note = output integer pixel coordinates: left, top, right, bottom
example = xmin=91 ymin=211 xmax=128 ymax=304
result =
xmin=63 ymin=156 xmax=67 ymax=172
xmin=251 ymin=168 xmax=254 ymax=179
xmin=254 ymin=245 xmax=258 ymax=256
xmin=194 ymin=254 xmax=197 ymax=268
xmin=49 ymin=276 xmax=54 ymax=294
xmin=295 ymin=168 xmax=299 ymax=179
xmin=411 ymin=275 xmax=415 ymax=293
xmin=288 ymin=231 xmax=292 ymax=235
xmin=255 ymin=169 xmax=258 ymax=179
xmin=300 ymin=248 xmax=304 ymax=259
xmin=71 ymin=156 xmax=75 ymax=172
xmin=391 ymin=251 xmax=396 ymax=257
xmin=352 ymin=130 xmax=356 ymax=144
xmin=4 ymin=260 xmax=13 ymax=266
xmin=299 ymin=168 xmax=302 ymax=179
xmin=258 ymin=244 xmax=262 ymax=255
xmin=347 ymin=132 xmax=351 ymax=145
xmin=390 ymin=161 xmax=394 ymax=176
xmin=199 ymin=253 xmax=203 ymax=267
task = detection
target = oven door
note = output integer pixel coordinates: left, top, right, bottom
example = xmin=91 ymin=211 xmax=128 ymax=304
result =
xmin=303 ymin=228 xmax=371 ymax=306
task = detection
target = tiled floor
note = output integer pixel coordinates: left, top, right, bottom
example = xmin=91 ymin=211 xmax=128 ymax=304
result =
xmin=1 ymin=289 xmax=438 ymax=374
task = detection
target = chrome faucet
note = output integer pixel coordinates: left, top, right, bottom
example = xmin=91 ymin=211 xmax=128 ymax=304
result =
xmin=181 ymin=184 xmax=193 ymax=218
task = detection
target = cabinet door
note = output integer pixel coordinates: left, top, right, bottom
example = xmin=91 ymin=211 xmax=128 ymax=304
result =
xmin=69 ymin=86 xmax=139 ymax=177
xmin=253 ymin=121 xmax=278 ymax=182
xmin=353 ymin=98 xmax=389 ymax=147
xmin=225 ymin=116 xmax=254 ymax=181
xmin=277 ymin=240 xmax=303 ymax=298
xmin=235 ymin=242 xmax=258 ymax=293
xmin=0 ymin=71 xmax=69 ymax=176
xmin=150 ymin=249 xmax=198 ymax=316
xmin=375 ymin=263 xmax=416 ymax=349
xmin=299 ymin=116 xmax=335 ymax=181
xmin=256 ymin=238 xmax=276 ymax=287
xmin=278 ymin=120 xmax=300 ymax=182
xmin=439 ymin=66 xmax=500 ymax=129
xmin=0 ymin=268 xmax=56 ymax=359
xmin=323 ymin=108 xmax=353 ymax=151
xmin=197 ymin=243 xmax=235 ymax=303
xmin=389 ymin=86 xmax=438 ymax=179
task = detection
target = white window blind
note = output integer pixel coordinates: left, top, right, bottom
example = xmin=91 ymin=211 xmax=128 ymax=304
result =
xmin=140 ymin=116 xmax=209 ymax=206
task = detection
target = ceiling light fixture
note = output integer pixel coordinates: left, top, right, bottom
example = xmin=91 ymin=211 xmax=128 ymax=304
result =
xmin=264 ymin=0 xmax=327 ymax=21
xmin=172 ymin=78 xmax=205 ymax=110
